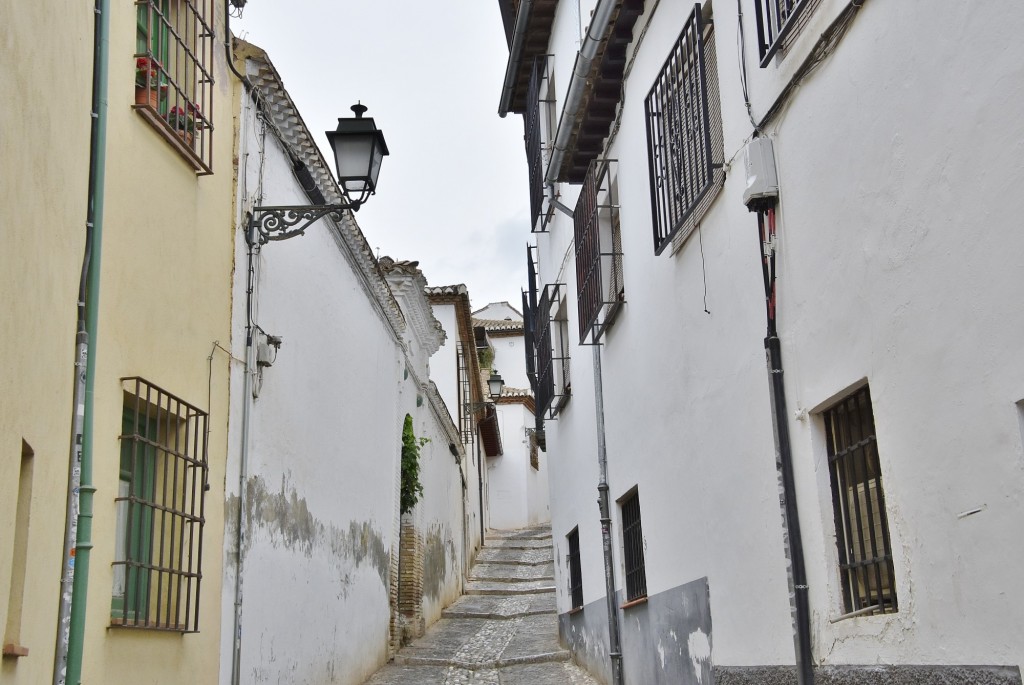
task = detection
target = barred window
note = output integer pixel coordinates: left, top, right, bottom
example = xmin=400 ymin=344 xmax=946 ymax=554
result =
xmin=644 ymin=4 xmax=723 ymax=255
xmin=575 ymin=158 xmax=624 ymax=344
xmin=824 ymin=386 xmax=897 ymax=617
xmin=567 ymin=527 xmax=583 ymax=610
xmin=753 ymin=0 xmax=816 ymax=67
xmin=525 ymin=56 xmax=550 ymax=232
xmin=620 ymin=490 xmax=647 ymax=603
xmin=134 ymin=0 xmax=215 ymax=173
xmin=535 ymin=285 xmax=570 ymax=419
xmin=456 ymin=342 xmax=475 ymax=445
xmin=523 ymin=245 xmax=539 ymax=393
xmin=112 ymin=377 xmax=209 ymax=631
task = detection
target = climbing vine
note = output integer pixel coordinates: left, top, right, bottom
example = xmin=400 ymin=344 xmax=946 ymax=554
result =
xmin=400 ymin=415 xmax=428 ymax=515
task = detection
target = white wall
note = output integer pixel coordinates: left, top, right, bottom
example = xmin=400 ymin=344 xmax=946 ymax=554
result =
xmin=532 ymin=0 xmax=1024 ymax=674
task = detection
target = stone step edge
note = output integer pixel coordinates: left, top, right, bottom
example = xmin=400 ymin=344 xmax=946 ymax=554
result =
xmin=441 ymin=607 xmax=556 ymax=620
xmin=472 ymin=558 xmax=553 ymax=567
xmin=485 ymin=537 xmax=553 ymax=544
xmin=465 ymin=586 xmax=556 ymax=596
xmin=469 ymin=575 xmax=556 ymax=584
xmin=393 ymin=650 xmax=570 ymax=670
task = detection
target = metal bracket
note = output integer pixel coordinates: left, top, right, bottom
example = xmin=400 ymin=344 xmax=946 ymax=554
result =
xmin=248 ymin=203 xmax=359 ymax=245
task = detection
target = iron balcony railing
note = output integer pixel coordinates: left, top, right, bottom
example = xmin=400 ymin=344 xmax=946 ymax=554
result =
xmin=525 ymin=56 xmax=548 ymax=231
xmin=523 ymin=244 xmax=539 ymax=392
xmin=575 ymin=159 xmax=624 ymax=344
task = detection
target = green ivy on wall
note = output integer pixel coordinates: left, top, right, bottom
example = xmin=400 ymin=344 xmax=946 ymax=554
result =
xmin=400 ymin=414 xmax=428 ymax=514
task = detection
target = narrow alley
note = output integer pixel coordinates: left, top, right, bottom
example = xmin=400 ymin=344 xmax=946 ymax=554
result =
xmin=363 ymin=525 xmax=598 ymax=685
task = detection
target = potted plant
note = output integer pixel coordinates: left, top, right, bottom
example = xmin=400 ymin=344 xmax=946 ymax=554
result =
xmin=167 ymin=104 xmax=199 ymax=147
xmin=134 ymin=57 xmax=166 ymax=109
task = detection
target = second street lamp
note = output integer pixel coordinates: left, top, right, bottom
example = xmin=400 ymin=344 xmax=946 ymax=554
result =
xmin=248 ymin=103 xmax=389 ymax=245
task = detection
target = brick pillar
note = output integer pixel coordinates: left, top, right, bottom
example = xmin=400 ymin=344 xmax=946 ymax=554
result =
xmin=397 ymin=513 xmax=424 ymax=644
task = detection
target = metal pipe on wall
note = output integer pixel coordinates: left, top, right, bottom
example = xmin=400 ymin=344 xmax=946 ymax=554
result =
xmin=592 ymin=345 xmax=624 ymax=685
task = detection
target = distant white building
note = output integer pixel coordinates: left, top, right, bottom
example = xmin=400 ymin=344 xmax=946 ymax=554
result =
xmin=495 ymin=1 xmax=1024 ymax=684
xmin=473 ymin=302 xmax=550 ymax=530
xmin=221 ymin=41 xmax=472 ymax=685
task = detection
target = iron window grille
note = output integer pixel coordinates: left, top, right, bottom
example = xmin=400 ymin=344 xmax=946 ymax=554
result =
xmin=535 ymin=284 xmax=571 ymax=420
xmin=824 ymin=385 xmax=897 ymax=617
xmin=456 ymin=342 xmax=475 ymax=446
xmin=525 ymin=56 xmax=551 ymax=232
xmin=523 ymin=244 xmax=540 ymax=393
xmin=134 ymin=0 xmax=216 ymax=174
xmin=644 ymin=4 xmax=724 ymax=255
xmin=754 ymin=0 xmax=813 ymax=67
xmin=575 ymin=158 xmax=625 ymax=344
xmin=113 ymin=377 xmax=209 ymax=631
xmin=567 ymin=527 xmax=584 ymax=610
xmin=620 ymin=490 xmax=647 ymax=602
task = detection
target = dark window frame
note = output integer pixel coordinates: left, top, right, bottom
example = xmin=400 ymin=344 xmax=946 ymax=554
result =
xmin=567 ymin=527 xmax=584 ymax=610
xmin=823 ymin=385 xmax=897 ymax=617
xmin=753 ymin=0 xmax=813 ymax=67
xmin=112 ymin=377 xmax=209 ymax=632
xmin=575 ymin=158 xmax=624 ymax=344
xmin=133 ymin=0 xmax=216 ymax=174
xmin=525 ymin=56 xmax=550 ymax=232
xmin=535 ymin=284 xmax=570 ymax=420
xmin=619 ymin=489 xmax=647 ymax=603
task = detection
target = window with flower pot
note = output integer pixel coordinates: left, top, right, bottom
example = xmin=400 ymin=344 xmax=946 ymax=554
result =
xmin=133 ymin=0 xmax=215 ymax=174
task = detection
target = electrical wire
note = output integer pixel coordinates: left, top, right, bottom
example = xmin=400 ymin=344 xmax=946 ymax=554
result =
xmin=736 ymin=0 xmax=760 ymax=132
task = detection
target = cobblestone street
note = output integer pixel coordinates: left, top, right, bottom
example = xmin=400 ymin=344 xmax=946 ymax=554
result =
xmin=362 ymin=525 xmax=599 ymax=685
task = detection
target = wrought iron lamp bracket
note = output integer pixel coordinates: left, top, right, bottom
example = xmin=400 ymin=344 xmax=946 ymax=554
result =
xmin=247 ymin=202 xmax=360 ymax=245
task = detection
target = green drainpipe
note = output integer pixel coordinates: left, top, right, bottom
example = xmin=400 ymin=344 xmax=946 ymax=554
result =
xmin=63 ymin=0 xmax=109 ymax=682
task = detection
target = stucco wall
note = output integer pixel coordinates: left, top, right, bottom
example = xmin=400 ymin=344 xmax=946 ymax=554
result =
xmin=529 ymin=0 xmax=1024 ymax=678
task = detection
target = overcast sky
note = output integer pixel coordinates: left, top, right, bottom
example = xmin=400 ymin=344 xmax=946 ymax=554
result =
xmin=234 ymin=1 xmax=529 ymax=312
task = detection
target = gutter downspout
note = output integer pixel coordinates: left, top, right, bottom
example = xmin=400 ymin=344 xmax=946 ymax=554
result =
xmin=497 ymin=0 xmax=534 ymax=117
xmin=592 ymin=345 xmax=624 ymax=685
xmin=56 ymin=1 xmax=109 ymax=683
xmin=543 ymin=0 xmax=617 ymax=184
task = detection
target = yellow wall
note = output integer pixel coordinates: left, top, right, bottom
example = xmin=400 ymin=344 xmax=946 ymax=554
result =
xmin=1 ymin=1 xmax=238 ymax=683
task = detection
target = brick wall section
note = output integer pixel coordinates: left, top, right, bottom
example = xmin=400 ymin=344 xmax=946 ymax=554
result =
xmin=397 ymin=516 xmax=425 ymax=643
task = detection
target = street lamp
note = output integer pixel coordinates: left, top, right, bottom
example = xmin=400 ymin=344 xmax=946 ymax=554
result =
xmin=248 ymin=103 xmax=389 ymax=245
xmin=466 ymin=370 xmax=506 ymax=413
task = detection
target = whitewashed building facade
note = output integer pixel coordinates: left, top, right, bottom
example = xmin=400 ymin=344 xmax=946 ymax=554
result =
xmin=496 ymin=1 xmax=1024 ymax=684
xmin=219 ymin=41 xmax=474 ymax=685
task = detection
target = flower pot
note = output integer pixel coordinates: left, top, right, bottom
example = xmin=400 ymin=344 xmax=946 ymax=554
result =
xmin=177 ymin=130 xmax=194 ymax=148
xmin=135 ymin=86 xmax=159 ymax=110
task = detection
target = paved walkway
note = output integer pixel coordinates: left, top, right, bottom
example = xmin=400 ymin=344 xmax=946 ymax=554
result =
xmin=362 ymin=524 xmax=600 ymax=685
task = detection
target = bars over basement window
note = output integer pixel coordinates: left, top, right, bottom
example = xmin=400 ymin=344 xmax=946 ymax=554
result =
xmin=824 ymin=385 xmax=897 ymax=617
xmin=575 ymin=158 xmax=624 ymax=344
xmin=620 ymin=490 xmax=647 ymax=603
xmin=567 ymin=528 xmax=583 ymax=610
xmin=134 ymin=0 xmax=215 ymax=173
xmin=112 ymin=377 xmax=209 ymax=631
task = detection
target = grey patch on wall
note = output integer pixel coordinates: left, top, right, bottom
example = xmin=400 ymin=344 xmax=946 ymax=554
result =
xmin=560 ymin=576 xmax=712 ymax=685
xmin=715 ymin=665 xmax=1022 ymax=685
xmin=422 ymin=524 xmax=456 ymax=601
xmin=237 ymin=474 xmax=391 ymax=592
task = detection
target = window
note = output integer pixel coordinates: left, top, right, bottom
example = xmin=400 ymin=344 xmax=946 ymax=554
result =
xmin=3 ymin=441 xmax=34 ymax=657
xmin=523 ymin=245 xmax=539 ymax=394
xmin=754 ymin=0 xmax=817 ymax=66
xmin=644 ymin=3 xmax=724 ymax=255
xmin=620 ymin=489 xmax=647 ymax=602
xmin=567 ymin=527 xmax=583 ymax=610
xmin=535 ymin=284 xmax=570 ymax=419
xmin=575 ymin=158 xmax=624 ymax=344
xmin=525 ymin=56 xmax=549 ymax=232
xmin=456 ymin=342 xmax=474 ymax=445
xmin=134 ymin=0 xmax=215 ymax=173
xmin=823 ymin=385 xmax=897 ymax=617
xmin=112 ymin=377 xmax=209 ymax=631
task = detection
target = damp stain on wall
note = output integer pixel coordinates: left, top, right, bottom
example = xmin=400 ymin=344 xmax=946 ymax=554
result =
xmin=421 ymin=523 xmax=456 ymax=600
xmin=226 ymin=474 xmax=391 ymax=593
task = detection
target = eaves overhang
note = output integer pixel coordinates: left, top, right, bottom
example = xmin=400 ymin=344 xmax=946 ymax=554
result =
xmin=498 ymin=0 xmax=560 ymax=116
xmin=553 ymin=0 xmax=645 ymax=183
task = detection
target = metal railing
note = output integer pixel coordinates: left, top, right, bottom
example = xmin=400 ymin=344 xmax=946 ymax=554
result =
xmin=525 ymin=56 xmax=548 ymax=231
xmin=575 ymin=159 xmax=624 ymax=344
xmin=621 ymin=491 xmax=647 ymax=602
xmin=754 ymin=0 xmax=811 ymax=66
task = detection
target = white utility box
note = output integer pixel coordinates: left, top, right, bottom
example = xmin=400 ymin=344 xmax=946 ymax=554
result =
xmin=742 ymin=136 xmax=779 ymax=209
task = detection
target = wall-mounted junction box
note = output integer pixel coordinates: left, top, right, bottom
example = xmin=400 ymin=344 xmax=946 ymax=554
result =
xmin=742 ymin=136 xmax=779 ymax=210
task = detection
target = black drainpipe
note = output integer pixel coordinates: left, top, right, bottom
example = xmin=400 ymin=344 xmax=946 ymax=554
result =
xmin=757 ymin=206 xmax=814 ymax=685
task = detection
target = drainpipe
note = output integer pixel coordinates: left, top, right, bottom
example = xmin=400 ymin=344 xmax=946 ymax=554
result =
xmin=55 ymin=1 xmax=109 ymax=683
xmin=497 ymin=0 xmax=534 ymax=117
xmin=543 ymin=0 xmax=617 ymax=184
xmin=592 ymin=345 xmax=624 ymax=685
